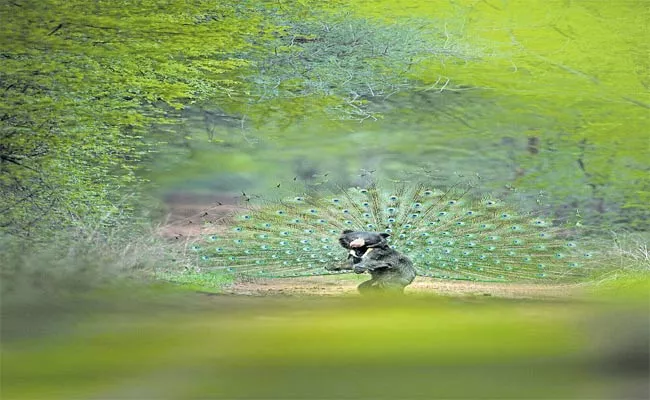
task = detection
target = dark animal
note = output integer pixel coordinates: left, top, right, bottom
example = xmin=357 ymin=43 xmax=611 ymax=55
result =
xmin=336 ymin=230 xmax=416 ymax=294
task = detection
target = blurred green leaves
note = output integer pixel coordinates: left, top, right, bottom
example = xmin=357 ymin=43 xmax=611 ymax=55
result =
xmin=3 ymin=291 xmax=648 ymax=399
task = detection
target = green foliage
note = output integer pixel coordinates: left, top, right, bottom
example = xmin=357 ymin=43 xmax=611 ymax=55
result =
xmin=155 ymin=269 xmax=234 ymax=293
xmin=3 ymin=0 xmax=467 ymax=236
xmin=0 ymin=0 xmax=264 ymax=235
xmin=245 ymin=15 xmax=469 ymax=122
xmin=343 ymin=0 xmax=649 ymax=227
xmin=181 ymin=0 xmax=646 ymax=228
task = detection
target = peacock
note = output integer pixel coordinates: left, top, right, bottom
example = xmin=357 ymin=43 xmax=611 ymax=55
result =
xmin=190 ymin=178 xmax=600 ymax=284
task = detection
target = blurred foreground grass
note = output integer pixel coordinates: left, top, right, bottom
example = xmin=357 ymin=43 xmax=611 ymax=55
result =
xmin=2 ymin=278 xmax=648 ymax=400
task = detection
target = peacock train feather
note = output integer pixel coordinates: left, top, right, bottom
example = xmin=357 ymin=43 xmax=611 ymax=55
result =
xmin=191 ymin=180 xmax=600 ymax=283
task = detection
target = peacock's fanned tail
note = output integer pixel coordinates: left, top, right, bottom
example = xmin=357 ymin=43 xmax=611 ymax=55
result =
xmin=191 ymin=181 xmax=599 ymax=282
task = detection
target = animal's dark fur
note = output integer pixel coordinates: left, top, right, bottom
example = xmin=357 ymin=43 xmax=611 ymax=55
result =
xmin=335 ymin=230 xmax=416 ymax=294
xmin=338 ymin=230 xmax=390 ymax=262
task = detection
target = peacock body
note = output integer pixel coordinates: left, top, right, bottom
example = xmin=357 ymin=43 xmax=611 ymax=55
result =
xmin=191 ymin=180 xmax=599 ymax=283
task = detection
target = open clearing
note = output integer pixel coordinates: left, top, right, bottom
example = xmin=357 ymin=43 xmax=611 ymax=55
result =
xmin=223 ymin=275 xmax=579 ymax=299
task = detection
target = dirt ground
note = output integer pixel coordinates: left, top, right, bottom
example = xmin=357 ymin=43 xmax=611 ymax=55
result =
xmin=223 ymin=275 xmax=581 ymax=299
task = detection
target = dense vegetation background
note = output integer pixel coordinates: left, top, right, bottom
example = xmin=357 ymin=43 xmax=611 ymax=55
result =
xmin=1 ymin=2 xmax=649 ymax=399
xmin=2 ymin=0 xmax=648 ymax=237
xmin=1 ymin=0 xmax=648 ymax=292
